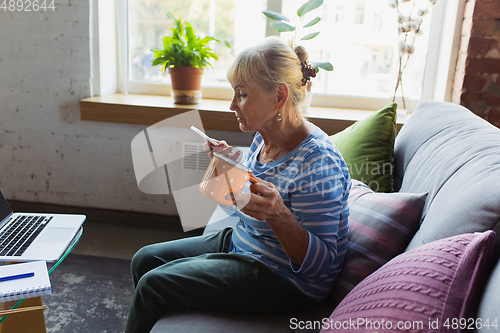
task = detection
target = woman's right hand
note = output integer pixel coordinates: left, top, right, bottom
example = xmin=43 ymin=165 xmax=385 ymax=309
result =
xmin=203 ymin=139 xmax=241 ymax=161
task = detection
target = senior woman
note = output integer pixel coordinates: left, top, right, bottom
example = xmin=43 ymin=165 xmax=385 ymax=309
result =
xmin=125 ymin=37 xmax=351 ymax=333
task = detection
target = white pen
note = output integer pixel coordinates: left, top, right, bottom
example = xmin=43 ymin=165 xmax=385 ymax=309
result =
xmin=190 ymin=126 xmax=219 ymax=146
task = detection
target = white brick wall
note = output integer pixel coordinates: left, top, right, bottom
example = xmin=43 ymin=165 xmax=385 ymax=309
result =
xmin=0 ymin=0 xmax=253 ymax=219
xmin=0 ymin=0 xmax=181 ymax=215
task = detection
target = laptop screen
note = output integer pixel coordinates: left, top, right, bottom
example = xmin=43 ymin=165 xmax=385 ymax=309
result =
xmin=0 ymin=190 xmax=13 ymax=222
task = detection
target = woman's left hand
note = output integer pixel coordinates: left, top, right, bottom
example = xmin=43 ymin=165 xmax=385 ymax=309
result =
xmin=228 ymin=177 xmax=309 ymax=267
xmin=229 ymin=178 xmax=287 ymax=220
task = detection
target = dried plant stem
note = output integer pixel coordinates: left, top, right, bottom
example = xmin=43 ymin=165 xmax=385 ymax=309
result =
xmin=392 ymin=54 xmax=406 ymax=110
xmin=392 ymin=0 xmax=426 ymax=112
xmin=393 ymin=55 xmax=402 ymax=100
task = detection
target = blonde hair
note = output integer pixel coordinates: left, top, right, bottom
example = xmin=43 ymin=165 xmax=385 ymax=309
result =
xmin=227 ymin=37 xmax=310 ymax=124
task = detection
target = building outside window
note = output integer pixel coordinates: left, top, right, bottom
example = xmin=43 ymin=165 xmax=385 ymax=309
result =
xmin=355 ymin=0 xmax=366 ymax=25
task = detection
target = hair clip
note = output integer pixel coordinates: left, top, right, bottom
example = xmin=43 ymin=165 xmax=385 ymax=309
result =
xmin=301 ymin=62 xmax=316 ymax=86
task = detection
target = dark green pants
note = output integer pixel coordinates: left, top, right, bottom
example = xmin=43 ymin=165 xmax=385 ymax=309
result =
xmin=125 ymin=228 xmax=318 ymax=333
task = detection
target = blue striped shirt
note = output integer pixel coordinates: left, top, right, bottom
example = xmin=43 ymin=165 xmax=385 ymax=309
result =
xmin=228 ymin=127 xmax=351 ymax=303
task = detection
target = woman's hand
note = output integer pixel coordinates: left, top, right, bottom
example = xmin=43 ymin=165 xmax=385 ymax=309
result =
xmin=231 ymin=179 xmax=286 ymax=220
xmin=230 ymin=178 xmax=309 ymax=267
xmin=203 ymin=139 xmax=241 ymax=161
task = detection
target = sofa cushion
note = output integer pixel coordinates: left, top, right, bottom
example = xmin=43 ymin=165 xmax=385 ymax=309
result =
xmin=330 ymin=103 xmax=397 ymax=193
xmin=331 ymin=179 xmax=426 ymax=302
xmin=321 ymin=231 xmax=496 ymax=333
xmin=151 ymin=299 xmax=339 ymax=333
xmin=393 ymin=102 xmax=500 ymax=255
xmin=151 ymin=311 xmax=294 ymax=333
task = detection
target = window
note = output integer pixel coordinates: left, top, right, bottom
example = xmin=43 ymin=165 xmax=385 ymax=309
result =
xmin=335 ymin=5 xmax=344 ymax=24
xmin=112 ymin=0 xmax=464 ymax=110
xmin=355 ymin=0 xmax=366 ymax=25
xmin=128 ymin=0 xmax=267 ymax=90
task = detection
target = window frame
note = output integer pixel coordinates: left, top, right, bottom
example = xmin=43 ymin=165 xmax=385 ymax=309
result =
xmin=91 ymin=0 xmax=466 ymax=112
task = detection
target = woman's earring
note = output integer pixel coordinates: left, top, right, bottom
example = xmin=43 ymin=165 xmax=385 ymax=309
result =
xmin=276 ymin=112 xmax=282 ymax=122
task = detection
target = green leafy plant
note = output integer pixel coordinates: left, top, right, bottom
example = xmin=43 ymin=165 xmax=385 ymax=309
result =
xmin=263 ymin=0 xmax=333 ymax=71
xmin=151 ymin=12 xmax=230 ymax=72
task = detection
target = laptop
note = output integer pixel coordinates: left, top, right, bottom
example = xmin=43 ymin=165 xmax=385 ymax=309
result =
xmin=0 ymin=190 xmax=86 ymax=263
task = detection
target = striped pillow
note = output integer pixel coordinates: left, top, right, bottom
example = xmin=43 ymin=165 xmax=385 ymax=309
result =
xmin=331 ymin=179 xmax=427 ymax=302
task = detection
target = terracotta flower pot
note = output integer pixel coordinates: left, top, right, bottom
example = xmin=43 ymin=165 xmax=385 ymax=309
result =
xmin=168 ymin=67 xmax=203 ymax=104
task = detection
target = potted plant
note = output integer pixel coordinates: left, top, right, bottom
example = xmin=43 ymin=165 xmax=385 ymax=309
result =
xmin=263 ymin=0 xmax=333 ymax=115
xmin=151 ymin=12 xmax=230 ymax=104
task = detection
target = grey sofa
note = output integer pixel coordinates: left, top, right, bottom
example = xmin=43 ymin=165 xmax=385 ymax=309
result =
xmin=151 ymin=101 xmax=500 ymax=333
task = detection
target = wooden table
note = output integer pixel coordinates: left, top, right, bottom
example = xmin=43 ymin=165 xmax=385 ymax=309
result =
xmin=0 ymin=227 xmax=83 ymax=333
xmin=0 ymin=297 xmax=47 ymax=333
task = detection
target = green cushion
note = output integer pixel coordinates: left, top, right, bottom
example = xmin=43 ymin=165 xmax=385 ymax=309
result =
xmin=329 ymin=103 xmax=397 ymax=193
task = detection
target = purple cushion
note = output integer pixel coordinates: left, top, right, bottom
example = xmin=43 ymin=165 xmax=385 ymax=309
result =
xmin=331 ymin=180 xmax=426 ymax=302
xmin=322 ymin=231 xmax=496 ymax=333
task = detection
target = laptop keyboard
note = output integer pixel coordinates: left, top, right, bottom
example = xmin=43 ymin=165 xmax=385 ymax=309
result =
xmin=0 ymin=215 xmax=52 ymax=256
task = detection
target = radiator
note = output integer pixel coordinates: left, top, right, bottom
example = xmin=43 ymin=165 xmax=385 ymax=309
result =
xmin=131 ymin=110 xmax=218 ymax=231
xmin=169 ymin=141 xmax=217 ymax=231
